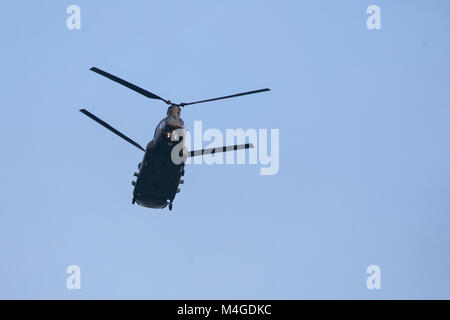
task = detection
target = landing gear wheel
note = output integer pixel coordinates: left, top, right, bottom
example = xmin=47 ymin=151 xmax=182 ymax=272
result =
xmin=169 ymin=203 xmax=173 ymax=211
xmin=132 ymin=198 xmax=136 ymax=205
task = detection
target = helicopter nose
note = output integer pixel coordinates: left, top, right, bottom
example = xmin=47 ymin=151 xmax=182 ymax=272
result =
xmin=166 ymin=118 xmax=183 ymax=128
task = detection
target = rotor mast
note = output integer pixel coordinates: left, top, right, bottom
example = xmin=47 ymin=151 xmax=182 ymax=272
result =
xmin=166 ymin=104 xmax=181 ymax=119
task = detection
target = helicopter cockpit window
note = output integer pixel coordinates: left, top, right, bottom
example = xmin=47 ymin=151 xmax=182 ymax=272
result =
xmin=166 ymin=117 xmax=184 ymax=126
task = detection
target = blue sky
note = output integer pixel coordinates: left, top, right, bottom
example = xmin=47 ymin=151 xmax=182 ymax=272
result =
xmin=0 ymin=0 xmax=449 ymax=299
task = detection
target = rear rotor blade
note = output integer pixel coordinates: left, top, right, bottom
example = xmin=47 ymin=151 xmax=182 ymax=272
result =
xmin=80 ymin=109 xmax=145 ymax=152
xmin=188 ymin=143 xmax=254 ymax=157
xmin=90 ymin=67 xmax=169 ymax=104
xmin=180 ymin=88 xmax=270 ymax=107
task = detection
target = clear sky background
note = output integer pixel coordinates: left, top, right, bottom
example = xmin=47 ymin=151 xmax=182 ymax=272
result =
xmin=0 ymin=0 xmax=449 ymax=299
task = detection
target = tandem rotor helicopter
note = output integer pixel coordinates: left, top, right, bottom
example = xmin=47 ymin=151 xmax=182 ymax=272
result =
xmin=80 ymin=67 xmax=270 ymax=211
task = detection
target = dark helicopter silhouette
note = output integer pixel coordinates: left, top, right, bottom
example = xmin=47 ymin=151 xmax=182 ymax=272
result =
xmin=80 ymin=67 xmax=270 ymax=211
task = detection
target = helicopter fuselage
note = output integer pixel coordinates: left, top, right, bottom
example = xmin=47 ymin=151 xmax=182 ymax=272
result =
xmin=81 ymin=67 xmax=269 ymax=211
xmin=132 ymin=116 xmax=185 ymax=208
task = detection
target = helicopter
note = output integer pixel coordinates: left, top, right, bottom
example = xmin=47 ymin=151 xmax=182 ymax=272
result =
xmin=80 ymin=67 xmax=270 ymax=211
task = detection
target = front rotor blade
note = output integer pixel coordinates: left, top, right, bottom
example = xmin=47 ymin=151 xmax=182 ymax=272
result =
xmin=90 ymin=67 xmax=169 ymax=104
xmin=80 ymin=109 xmax=145 ymax=152
xmin=180 ymin=88 xmax=270 ymax=107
